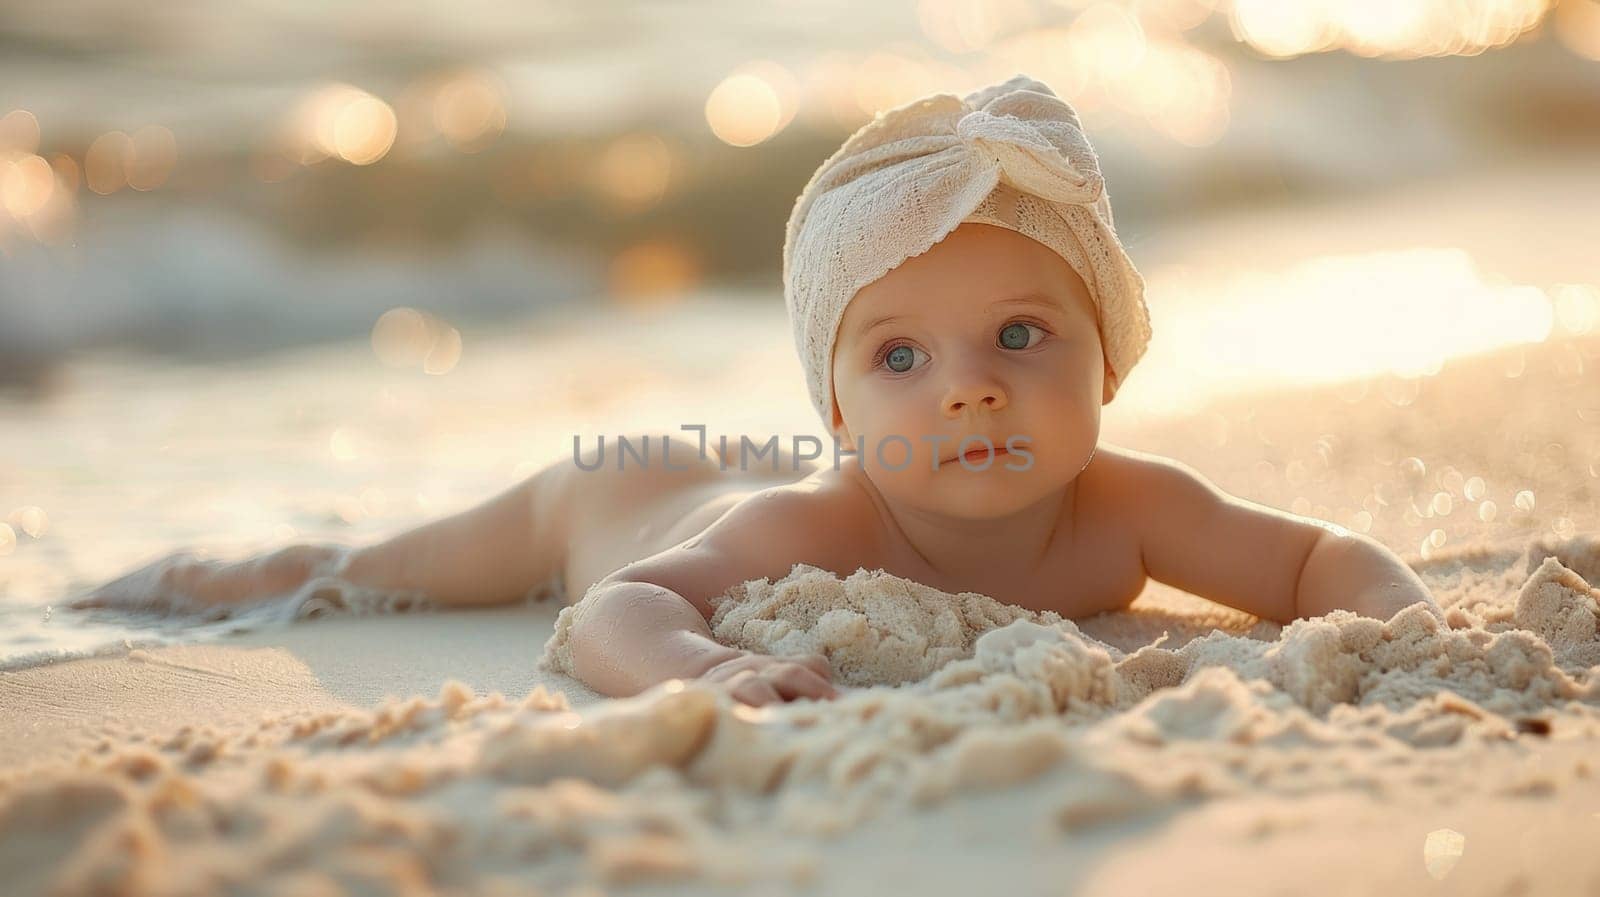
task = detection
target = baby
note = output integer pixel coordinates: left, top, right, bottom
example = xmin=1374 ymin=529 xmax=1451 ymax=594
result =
xmin=76 ymin=74 xmax=1442 ymax=707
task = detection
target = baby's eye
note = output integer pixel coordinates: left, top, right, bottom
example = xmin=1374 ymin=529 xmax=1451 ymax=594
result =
xmin=877 ymin=343 xmax=929 ymax=374
xmin=998 ymin=321 xmax=1046 ymax=350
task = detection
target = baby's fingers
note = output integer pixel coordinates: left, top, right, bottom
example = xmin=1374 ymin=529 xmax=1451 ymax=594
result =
xmin=793 ymin=653 xmax=833 ymax=681
xmin=727 ymin=674 xmax=783 ymax=707
xmin=770 ymin=664 xmax=838 ymax=701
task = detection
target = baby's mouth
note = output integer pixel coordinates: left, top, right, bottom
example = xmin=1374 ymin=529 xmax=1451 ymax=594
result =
xmin=945 ymin=446 xmax=1009 ymax=465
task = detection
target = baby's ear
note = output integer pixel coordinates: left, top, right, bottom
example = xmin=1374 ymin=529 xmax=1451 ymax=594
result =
xmin=829 ymin=383 xmax=852 ymax=441
xmin=1101 ymin=359 xmax=1116 ymax=405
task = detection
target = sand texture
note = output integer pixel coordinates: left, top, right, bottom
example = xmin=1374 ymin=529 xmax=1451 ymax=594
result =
xmin=5 ymin=533 xmax=1600 ymax=897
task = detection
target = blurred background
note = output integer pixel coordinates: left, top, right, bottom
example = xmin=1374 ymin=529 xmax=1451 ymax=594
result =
xmin=1 ymin=0 xmax=1599 ymax=660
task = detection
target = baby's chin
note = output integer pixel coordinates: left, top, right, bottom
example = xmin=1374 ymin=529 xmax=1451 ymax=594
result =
xmin=879 ymin=467 xmax=1077 ymax=519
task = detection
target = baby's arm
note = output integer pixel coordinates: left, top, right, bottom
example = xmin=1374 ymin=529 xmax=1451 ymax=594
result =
xmin=74 ymin=469 xmax=567 ymax=612
xmin=1115 ymin=449 xmax=1442 ymax=624
xmin=565 ymin=487 xmax=865 ymax=705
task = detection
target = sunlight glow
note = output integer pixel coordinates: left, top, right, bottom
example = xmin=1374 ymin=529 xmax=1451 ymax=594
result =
xmin=990 ymin=27 xmax=1093 ymax=100
xmin=1229 ymin=0 xmax=1334 ymax=57
xmin=1553 ymin=284 xmax=1599 ymax=335
xmin=988 ymin=22 xmax=1231 ymax=145
xmin=1130 ymin=248 xmax=1569 ymax=416
xmin=1225 ymin=0 xmax=1552 ymax=59
xmin=1072 ymin=3 xmax=1148 ymax=79
xmin=850 ymin=53 xmax=951 ymax=119
xmin=1133 ymin=0 xmax=1219 ymax=31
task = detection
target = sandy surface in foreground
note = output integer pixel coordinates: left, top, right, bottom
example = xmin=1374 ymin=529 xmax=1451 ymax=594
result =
xmin=3 ymin=332 xmax=1600 ymax=897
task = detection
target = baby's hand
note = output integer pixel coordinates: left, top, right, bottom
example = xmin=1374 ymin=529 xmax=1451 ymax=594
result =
xmin=69 ymin=544 xmax=342 ymax=615
xmin=696 ymin=650 xmax=838 ymax=707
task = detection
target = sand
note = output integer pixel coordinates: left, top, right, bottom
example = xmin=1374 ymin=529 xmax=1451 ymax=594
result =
xmin=4 ymin=537 xmax=1600 ymax=897
xmin=5 ymin=331 xmax=1600 ymax=896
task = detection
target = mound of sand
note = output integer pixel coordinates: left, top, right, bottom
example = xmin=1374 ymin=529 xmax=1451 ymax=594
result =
xmin=7 ymin=536 xmax=1599 ymax=896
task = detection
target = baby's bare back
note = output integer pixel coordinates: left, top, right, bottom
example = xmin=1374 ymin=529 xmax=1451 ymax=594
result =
xmin=557 ymin=433 xmax=832 ymax=603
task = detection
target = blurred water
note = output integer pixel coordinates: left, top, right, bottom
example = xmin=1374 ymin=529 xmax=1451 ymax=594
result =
xmin=0 ymin=202 xmax=604 ymax=389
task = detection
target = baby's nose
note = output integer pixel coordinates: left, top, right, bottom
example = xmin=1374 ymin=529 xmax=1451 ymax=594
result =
xmin=940 ymin=362 xmax=1008 ymax=417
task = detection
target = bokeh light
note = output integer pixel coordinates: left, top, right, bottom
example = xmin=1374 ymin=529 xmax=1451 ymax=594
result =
xmin=2 ymin=111 xmax=81 ymax=245
xmin=85 ymin=130 xmax=132 ymax=194
xmin=433 ymin=70 xmax=508 ymax=152
xmin=1072 ymin=3 xmax=1147 ymax=81
xmin=850 ymin=53 xmax=950 ymax=119
xmin=371 ymin=307 xmax=463 ymax=375
xmin=607 ymin=240 xmax=702 ymax=303
xmin=990 ymin=28 xmax=1093 ymax=101
xmin=1229 ymin=0 xmax=1335 ymax=58
xmin=918 ymin=0 xmax=1039 ymax=54
xmin=0 ymin=110 xmax=40 ymax=153
xmin=398 ymin=69 xmax=510 ymax=153
xmin=1134 ymin=0 xmax=1220 ymax=32
xmin=1225 ymin=0 xmax=1554 ymax=60
xmin=705 ymin=64 xmax=800 ymax=147
xmin=6 ymin=506 xmax=49 ymax=539
xmin=590 ymin=132 xmax=675 ymax=210
xmin=1555 ymin=0 xmax=1600 ymax=59
xmin=422 ymin=327 xmax=463 ymax=376
xmin=1 ymin=153 xmax=55 ymax=218
xmin=1553 ymin=284 xmax=1599 ymax=335
xmin=289 ymin=84 xmax=398 ymax=166
xmin=334 ymin=98 xmax=398 ymax=165
xmin=50 ymin=154 xmax=81 ymax=193
xmin=126 ymin=125 xmax=177 ymax=191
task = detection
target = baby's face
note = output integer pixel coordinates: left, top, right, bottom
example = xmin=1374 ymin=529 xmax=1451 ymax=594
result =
xmin=830 ymin=222 xmax=1109 ymax=518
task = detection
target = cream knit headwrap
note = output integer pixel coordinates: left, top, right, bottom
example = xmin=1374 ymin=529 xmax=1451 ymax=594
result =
xmin=782 ymin=73 xmax=1152 ymax=432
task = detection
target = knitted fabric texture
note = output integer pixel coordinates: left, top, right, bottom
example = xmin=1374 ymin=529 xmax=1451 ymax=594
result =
xmin=781 ymin=72 xmax=1153 ymax=432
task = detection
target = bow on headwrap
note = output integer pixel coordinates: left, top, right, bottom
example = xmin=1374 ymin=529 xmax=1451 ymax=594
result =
xmin=956 ymin=107 xmax=1103 ymax=205
xmin=782 ymin=73 xmax=1151 ymax=434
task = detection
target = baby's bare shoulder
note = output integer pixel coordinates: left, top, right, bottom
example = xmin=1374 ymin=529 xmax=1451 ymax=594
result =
xmin=733 ymin=466 xmax=885 ymax=563
xmin=1075 ymin=442 xmax=1199 ymax=535
xmin=1083 ymin=443 xmax=1191 ymax=497
xmin=597 ymin=466 xmax=883 ymax=620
